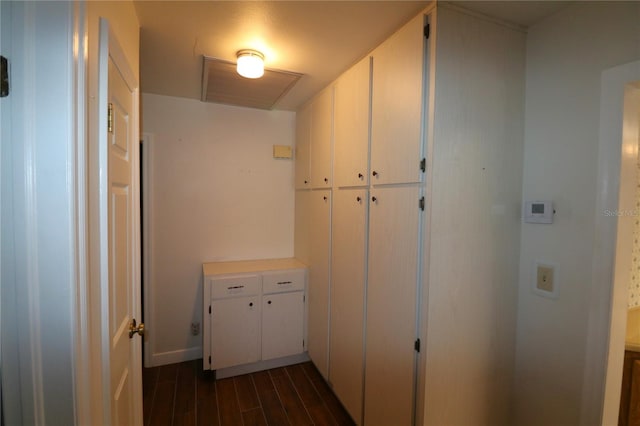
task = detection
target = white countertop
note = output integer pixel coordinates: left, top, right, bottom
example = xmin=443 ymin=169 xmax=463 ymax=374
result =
xmin=203 ymin=258 xmax=307 ymax=276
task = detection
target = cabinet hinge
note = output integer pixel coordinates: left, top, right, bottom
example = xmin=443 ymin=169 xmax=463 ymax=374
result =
xmin=208 ymin=355 xmax=211 ymax=365
xmin=414 ymin=338 xmax=421 ymax=352
xmin=420 ymin=158 xmax=426 ymax=173
xmin=1 ymin=56 xmax=9 ymax=98
xmin=419 ymin=196 xmax=425 ymax=211
xmin=209 ymin=305 xmax=211 ymax=314
xmin=107 ymin=102 xmax=114 ymax=133
xmin=424 ymin=24 xmax=430 ymax=39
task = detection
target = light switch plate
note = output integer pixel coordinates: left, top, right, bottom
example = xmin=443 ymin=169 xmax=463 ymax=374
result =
xmin=273 ymin=145 xmax=292 ymax=159
xmin=532 ymin=261 xmax=559 ymax=299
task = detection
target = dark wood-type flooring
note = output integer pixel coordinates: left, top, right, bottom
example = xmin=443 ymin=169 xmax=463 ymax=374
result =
xmin=143 ymin=359 xmax=356 ymax=426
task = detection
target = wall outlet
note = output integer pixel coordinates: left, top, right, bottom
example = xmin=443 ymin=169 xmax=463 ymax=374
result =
xmin=191 ymin=322 xmax=200 ymax=336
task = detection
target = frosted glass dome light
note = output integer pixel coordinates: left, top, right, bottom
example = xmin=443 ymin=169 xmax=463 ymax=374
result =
xmin=236 ymin=50 xmax=265 ymax=79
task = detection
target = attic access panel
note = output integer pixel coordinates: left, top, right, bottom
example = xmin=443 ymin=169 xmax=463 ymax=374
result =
xmin=201 ymin=56 xmax=302 ymax=110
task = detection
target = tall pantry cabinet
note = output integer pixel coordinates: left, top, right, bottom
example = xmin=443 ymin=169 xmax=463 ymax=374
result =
xmin=295 ymin=4 xmax=525 ymax=426
xmin=297 ymin=11 xmax=426 ymax=425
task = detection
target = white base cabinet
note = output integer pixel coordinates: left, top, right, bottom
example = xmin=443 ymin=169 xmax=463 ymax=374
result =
xmin=203 ymin=259 xmax=307 ymax=376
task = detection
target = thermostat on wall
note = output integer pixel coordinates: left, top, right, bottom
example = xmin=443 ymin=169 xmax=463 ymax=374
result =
xmin=524 ymin=201 xmax=554 ymax=224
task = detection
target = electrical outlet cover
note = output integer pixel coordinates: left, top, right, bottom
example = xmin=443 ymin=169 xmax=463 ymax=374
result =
xmin=532 ymin=261 xmax=559 ymax=299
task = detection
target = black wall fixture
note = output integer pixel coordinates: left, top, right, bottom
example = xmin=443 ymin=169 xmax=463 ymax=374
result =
xmin=1 ymin=56 xmax=8 ymax=97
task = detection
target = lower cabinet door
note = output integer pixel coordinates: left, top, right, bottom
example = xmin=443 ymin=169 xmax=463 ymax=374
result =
xmin=262 ymin=292 xmax=305 ymax=360
xmin=211 ymin=296 xmax=260 ymax=370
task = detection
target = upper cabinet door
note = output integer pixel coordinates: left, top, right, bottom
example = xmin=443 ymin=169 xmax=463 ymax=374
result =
xmin=295 ymin=102 xmax=312 ymax=189
xmin=310 ymin=87 xmax=333 ymax=188
xmin=370 ymin=13 xmax=425 ymax=185
xmin=334 ymin=57 xmax=371 ymax=188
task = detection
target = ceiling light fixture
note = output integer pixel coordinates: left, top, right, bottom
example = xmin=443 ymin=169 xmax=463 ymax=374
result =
xmin=236 ymin=49 xmax=264 ymax=79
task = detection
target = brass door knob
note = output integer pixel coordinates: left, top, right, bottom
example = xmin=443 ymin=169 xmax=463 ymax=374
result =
xmin=129 ymin=318 xmax=145 ymax=339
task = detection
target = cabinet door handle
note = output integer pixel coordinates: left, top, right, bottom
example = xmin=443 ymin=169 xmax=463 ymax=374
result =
xmin=323 ymin=196 xmax=328 ymax=201
xmin=304 ymin=180 xmax=308 ymax=184
xmin=372 ymin=196 xmax=377 ymax=203
xmin=372 ymin=171 xmax=378 ymax=177
xmin=268 ymin=300 xmax=272 ymax=305
xmin=249 ymin=302 xmax=253 ymax=307
xmin=227 ymin=285 xmax=245 ymax=290
xmin=324 ymin=178 xmax=329 ymax=183
xmin=356 ymin=196 xmax=362 ymax=202
xmin=358 ymin=173 xmax=363 ymax=179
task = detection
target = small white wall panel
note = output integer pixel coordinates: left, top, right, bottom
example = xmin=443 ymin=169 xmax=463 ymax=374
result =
xmin=334 ymin=57 xmax=371 ymax=188
xmin=330 ymin=188 xmax=368 ymax=423
xmin=310 ymin=88 xmax=334 ymax=188
xmin=370 ymin=13 xmax=425 ymax=185
xmin=365 ymin=185 xmax=421 ymax=426
xmin=307 ymin=190 xmax=331 ymax=378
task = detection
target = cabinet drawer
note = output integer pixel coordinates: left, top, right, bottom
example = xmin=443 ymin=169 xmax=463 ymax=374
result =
xmin=210 ymin=275 xmax=261 ymax=299
xmin=263 ymin=270 xmax=305 ymax=294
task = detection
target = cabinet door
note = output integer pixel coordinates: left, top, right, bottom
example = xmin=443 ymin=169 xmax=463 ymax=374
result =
xmin=365 ymin=185 xmax=421 ymax=426
xmin=330 ymin=188 xmax=367 ymax=424
xmin=370 ymin=13 xmax=425 ymax=185
xmin=295 ymin=103 xmax=311 ymax=189
xmin=310 ymin=88 xmax=333 ymax=188
xmin=211 ymin=296 xmax=260 ymax=370
xmin=334 ymin=57 xmax=371 ymax=188
xmin=307 ymin=190 xmax=331 ymax=378
xmin=262 ymin=292 xmax=305 ymax=360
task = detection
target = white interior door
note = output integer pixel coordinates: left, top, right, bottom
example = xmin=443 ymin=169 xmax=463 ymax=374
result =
xmin=101 ymin=20 xmax=142 ymax=425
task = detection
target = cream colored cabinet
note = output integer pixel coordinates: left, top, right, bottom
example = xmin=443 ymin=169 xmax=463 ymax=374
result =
xmin=261 ymin=270 xmax=306 ymax=361
xmin=330 ymin=188 xmax=368 ymax=424
xmin=203 ymin=259 xmax=307 ymax=377
xmin=370 ymin=13 xmax=425 ymax=185
xmin=365 ymin=186 xmax=422 ymax=426
xmin=334 ymin=57 xmax=371 ymax=188
xmin=295 ymin=102 xmax=311 ymax=189
xmin=307 ymin=190 xmax=331 ymax=378
xmin=209 ymin=275 xmax=262 ymax=370
xmin=310 ymin=88 xmax=333 ymax=188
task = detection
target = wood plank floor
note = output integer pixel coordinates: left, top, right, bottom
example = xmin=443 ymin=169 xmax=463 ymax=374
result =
xmin=143 ymin=360 xmax=356 ymax=426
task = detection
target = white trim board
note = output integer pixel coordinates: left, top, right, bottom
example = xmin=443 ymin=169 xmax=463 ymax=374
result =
xmin=582 ymin=59 xmax=640 ymax=425
xmin=151 ymin=346 xmax=202 ymax=367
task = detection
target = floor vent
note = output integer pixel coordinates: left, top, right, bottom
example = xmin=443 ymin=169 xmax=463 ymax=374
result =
xmin=201 ymin=56 xmax=302 ymax=110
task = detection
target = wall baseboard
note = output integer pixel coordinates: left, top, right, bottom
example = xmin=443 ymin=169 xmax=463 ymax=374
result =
xmin=150 ymin=346 xmax=202 ymax=367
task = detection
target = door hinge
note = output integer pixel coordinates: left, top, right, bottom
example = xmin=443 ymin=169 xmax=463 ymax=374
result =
xmin=414 ymin=338 xmax=421 ymax=352
xmin=209 ymin=305 xmax=211 ymax=314
xmin=424 ymin=24 xmax=430 ymax=39
xmin=420 ymin=158 xmax=426 ymax=173
xmin=208 ymin=355 xmax=211 ymax=365
xmin=107 ymin=102 xmax=114 ymax=133
xmin=1 ymin=56 xmax=9 ymax=98
xmin=419 ymin=196 xmax=425 ymax=211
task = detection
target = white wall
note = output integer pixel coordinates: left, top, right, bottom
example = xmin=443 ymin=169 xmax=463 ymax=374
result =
xmin=514 ymin=3 xmax=640 ymax=424
xmin=143 ymin=93 xmax=296 ymax=365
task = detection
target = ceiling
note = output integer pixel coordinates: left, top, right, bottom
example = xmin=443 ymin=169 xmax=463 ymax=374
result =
xmin=134 ymin=1 xmax=569 ymax=111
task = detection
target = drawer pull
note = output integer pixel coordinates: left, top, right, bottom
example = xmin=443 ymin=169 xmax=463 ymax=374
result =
xmin=227 ymin=285 xmax=245 ymax=290
xmin=277 ymin=281 xmax=292 ymax=285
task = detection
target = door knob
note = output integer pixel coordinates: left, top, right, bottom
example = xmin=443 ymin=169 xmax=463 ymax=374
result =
xmin=129 ymin=318 xmax=145 ymax=339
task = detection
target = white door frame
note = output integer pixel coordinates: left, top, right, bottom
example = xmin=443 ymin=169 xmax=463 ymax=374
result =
xmin=582 ymin=59 xmax=640 ymax=425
